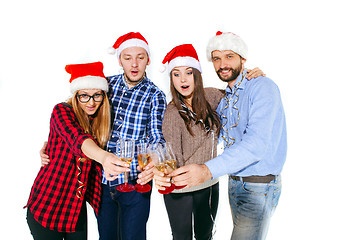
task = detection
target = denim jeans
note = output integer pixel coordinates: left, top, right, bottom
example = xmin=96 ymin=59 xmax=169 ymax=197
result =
xmin=97 ymin=180 xmax=152 ymax=240
xmin=228 ymin=176 xmax=281 ymax=240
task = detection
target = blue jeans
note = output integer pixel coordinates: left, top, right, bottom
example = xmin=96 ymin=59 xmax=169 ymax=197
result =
xmin=97 ymin=180 xmax=152 ymax=240
xmin=228 ymin=176 xmax=281 ymax=240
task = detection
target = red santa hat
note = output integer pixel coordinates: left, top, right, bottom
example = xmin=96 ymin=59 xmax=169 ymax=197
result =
xmin=108 ymin=32 xmax=150 ymax=59
xmin=65 ymin=61 xmax=108 ymax=94
xmin=206 ymin=31 xmax=248 ymax=61
xmin=160 ymin=44 xmax=202 ymax=74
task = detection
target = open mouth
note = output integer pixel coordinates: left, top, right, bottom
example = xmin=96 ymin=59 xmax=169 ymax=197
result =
xmin=181 ymin=85 xmax=190 ymax=90
xmin=131 ymin=70 xmax=139 ymax=76
xmin=220 ymin=69 xmax=232 ymax=75
xmin=87 ymin=106 xmax=96 ymax=111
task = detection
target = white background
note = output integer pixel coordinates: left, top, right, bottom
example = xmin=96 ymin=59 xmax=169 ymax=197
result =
xmin=1 ymin=0 xmax=359 ymax=239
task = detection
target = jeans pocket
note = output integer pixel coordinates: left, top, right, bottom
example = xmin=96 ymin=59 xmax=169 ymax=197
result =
xmin=241 ymin=182 xmax=270 ymax=196
xmin=270 ymin=184 xmax=281 ymax=213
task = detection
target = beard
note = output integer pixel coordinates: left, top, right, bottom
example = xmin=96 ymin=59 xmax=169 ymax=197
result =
xmin=216 ymin=64 xmax=242 ymax=82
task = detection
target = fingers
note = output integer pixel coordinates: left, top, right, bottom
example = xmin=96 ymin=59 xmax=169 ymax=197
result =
xmin=108 ymin=164 xmax=129 ymax=176
xmin=40 ymin=141 xmax=50 ymax=166
xmin=246 ymin=67 xmax=266 ymax=80
xmin=144 ymin=161 xmax=154 ymax=170
xmin=153 ymin=168 xmax=171 ymax=190
xmin=246 ymin=67 xmax=257 ymax=79
xmin=110 ymin=154 xmax=129 ymax=168
xmin=41 ymin=141 xmax=48 ymax=152
xmin=41 ymin=158 xmax=50 ymax=167
xmin=102 ymin=153 xmax=130 ymax=176
xmin=103 ymin=165 xmax=129 ymax=181
xmin=172 ymin=172 xmax=191 ymax=188
xmin=137 ymin=167 xmax=154 ymax=185
xmin=40 ymin=152 xmax=49 ymax=159
xmin=173 ymin=178 xmax=190 ymax=189
xmin=104 ymin=173 xmax=118 ymax=181
xmin=168 ymin=165 xmax=189 ymax=177
xmin=170 ymin=164 xmax=212 ymax=189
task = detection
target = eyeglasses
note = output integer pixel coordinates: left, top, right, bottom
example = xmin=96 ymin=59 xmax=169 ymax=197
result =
xmin=77 ymin=93 xmax=104 ymax=103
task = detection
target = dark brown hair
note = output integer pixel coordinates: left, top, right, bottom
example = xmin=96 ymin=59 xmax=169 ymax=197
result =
xmin=170 ymin=68 xmax=220 ymax=136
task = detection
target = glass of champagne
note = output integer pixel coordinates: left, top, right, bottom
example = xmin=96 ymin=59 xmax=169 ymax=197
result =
xmin=150 ymin=144 xmax=175 ymax=194
xmin=135 ymin=142 xmax=152 ymax=193
xmin=116 ymin=138 xmax=135 ymax=192
xmin=162 ymin=142 xmax=186 ymax=190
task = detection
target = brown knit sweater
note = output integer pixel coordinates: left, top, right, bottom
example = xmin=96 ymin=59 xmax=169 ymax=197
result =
xmin=162 ymin=88 xmax=224 ymax=168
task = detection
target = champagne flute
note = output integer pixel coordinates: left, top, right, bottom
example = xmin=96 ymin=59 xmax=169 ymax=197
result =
xmin=162 ymin=142 xmax=186 ymax=190
xmin=150 ymin=144 xmax=175 ymax=194
xmin=135 ymin=142 xmax=152 ymax=193
xmin=116 ymin=138 xmax=135 ymax=192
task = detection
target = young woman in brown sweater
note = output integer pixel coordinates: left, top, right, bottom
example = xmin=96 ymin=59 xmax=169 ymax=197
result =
xmin=155 ymin=44 xmax=264 ymax=240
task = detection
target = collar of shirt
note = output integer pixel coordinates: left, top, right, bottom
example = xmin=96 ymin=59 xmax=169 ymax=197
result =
xmin=103 ymin=73 xmax=166 ymax=186
xmin=225 ymin=69 xmax=248 ymax=95
xmin=118 ymin=73 xmax=149 ymax=91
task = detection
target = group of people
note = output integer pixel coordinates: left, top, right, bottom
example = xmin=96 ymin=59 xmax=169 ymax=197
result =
xmin=25 ymin=31 xmax=287 ymax=240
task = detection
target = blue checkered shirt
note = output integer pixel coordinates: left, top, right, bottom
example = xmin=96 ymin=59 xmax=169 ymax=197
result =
xmin=102 ymin=74 xmax=167 ymax=186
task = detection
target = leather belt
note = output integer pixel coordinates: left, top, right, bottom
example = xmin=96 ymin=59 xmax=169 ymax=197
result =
xmin=230 ymin=175 xmax=275 ymax=183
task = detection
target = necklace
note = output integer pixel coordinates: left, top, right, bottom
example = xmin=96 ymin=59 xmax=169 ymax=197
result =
xmin=179 ymin=101 xmax=211 ymax=133
xmin=219 ymin=69 xmax=247 ymax=148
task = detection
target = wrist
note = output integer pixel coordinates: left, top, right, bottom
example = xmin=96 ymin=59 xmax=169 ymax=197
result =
xmin=201 ymin=164 xmax=213 ymax=181
xmin=97 ymin=150 xmax=109 ymax=165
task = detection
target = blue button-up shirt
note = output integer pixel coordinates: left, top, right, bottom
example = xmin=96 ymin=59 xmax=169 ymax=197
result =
xmin=102 ymin=74 xmax=167 ymax=186
xmin=205 ymin=70 xmax=287 ymax=178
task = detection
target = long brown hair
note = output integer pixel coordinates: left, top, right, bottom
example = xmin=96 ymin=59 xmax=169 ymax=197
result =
xmin=170 ymin=68 xmax=220 ymax=136
xmin=67 ymin=91 xmax=111 ymax=148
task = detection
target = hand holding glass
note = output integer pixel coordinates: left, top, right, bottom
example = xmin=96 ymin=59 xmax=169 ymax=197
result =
xmin=155 ymin=143 xmax=179 ymax=194
xmin=116 ymin=139 xmax=135 ymax=192
xmin=135 ymin=142 xmax=152 ymax=193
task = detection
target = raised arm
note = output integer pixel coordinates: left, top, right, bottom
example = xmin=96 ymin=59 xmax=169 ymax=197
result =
xmin=146 ymin=90 xmax=167 ymax=144
xmin=81 ymin=139 xmax=129 ymax=181
xmin=137 ymin=90 xmax=167 ymax=185
xmin=44 ymin=103 xmax=129 ymax=180
xmin=153 ymin=104 xmax=183 ymax=190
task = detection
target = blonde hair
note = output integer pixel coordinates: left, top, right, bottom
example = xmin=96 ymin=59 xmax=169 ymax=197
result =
xmin=67 ymin=91 xmax=111 ymax=148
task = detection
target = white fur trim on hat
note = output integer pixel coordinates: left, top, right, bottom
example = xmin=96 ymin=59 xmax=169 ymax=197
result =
xmin=70 ymin=76 xmax=109 ymax=94
xmin=168 ymin=56 xmax=202 ymax=73
xmin=116 ymin=38 xmax=150 ymax=59
xmin=206 ymin=32 xmax=248 ymax=61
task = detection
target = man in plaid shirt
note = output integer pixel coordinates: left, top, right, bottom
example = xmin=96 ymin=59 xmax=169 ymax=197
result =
xmin=39 ymin=32 xmax=166 ymax=239
xmin=98 ymin=32 xmax=167 ymax=240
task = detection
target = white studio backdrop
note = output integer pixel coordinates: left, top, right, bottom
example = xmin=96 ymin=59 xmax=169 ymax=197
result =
xmin=0 ymin=0 xmax=359 ymax=239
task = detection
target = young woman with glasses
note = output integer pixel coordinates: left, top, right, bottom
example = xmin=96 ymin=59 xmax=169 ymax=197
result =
xmin=25 ymin=62 xmax=129 ymax=240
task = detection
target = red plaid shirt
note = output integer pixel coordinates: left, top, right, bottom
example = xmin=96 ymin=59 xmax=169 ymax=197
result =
xmin=25 ymin=103 xmax=102 ymax=232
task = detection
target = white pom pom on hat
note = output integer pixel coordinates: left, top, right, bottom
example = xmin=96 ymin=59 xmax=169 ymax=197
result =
xmin=159 ymin=64 xmax=167 ymax=73
xmin=161 ymin=44 xmax=202 ymax=74
xmin=206 ymin=31 xmax=248 ymax=61
xmin=107 ymin=47 xmax=116 ymax=55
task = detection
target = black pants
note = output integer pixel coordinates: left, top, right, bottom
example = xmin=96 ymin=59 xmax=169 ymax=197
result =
xmin=164 ymin=183 xmax=219 ymax=240
xmin=26 ymin=203 xmax=87 ymax=240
